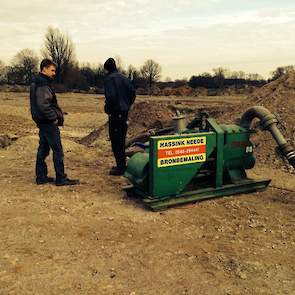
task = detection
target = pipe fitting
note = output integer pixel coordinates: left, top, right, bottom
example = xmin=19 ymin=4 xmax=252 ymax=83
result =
xmin=279 ymin=143 xmax=295 ymax=167
xmin=173 ymin=111 xmax=187 ymax=133
xmin=240 ymin=106 xmax=295 ymax=170
xmin=240 ymin=106 xmax=278 ymax=130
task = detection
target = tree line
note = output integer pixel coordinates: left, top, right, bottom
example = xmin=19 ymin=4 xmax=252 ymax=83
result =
xmin=0 ymin=27 xmax=293 ymax=93
xmin=0 ymin=27 xmax=162 ymax=92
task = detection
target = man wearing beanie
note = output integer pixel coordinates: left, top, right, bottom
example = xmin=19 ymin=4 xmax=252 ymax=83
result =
xmin=103 ymin=57 xmax=136 ymax=176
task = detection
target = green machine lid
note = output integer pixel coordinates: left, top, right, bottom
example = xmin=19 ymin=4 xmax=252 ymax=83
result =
xmin=219 ymin=124 xmax=246 ymax=133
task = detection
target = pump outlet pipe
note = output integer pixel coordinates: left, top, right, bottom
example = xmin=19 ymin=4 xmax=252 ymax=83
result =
xmin=240 ymin=106 xmax=295 ymax=169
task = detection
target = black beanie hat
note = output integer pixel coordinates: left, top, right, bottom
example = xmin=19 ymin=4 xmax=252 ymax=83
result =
xmin=104 ymin=58 xmax=117 ymax=73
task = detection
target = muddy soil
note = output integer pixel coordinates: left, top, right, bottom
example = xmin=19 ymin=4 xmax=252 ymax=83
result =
xmin=222 ymin=72 xmax=295 ymax=172
xmin=0 ymin=92 xmax=294 ymax=295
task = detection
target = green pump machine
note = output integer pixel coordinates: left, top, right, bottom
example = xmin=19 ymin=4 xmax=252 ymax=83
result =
xmin=124 ymin=106 xmax=295 ymax=211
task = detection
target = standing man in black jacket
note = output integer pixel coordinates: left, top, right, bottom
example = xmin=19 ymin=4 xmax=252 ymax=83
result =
xmin=104 ymin=58 xmax=136 ymax=176
xmin=30 ymin=59 xmax=79 ymax=186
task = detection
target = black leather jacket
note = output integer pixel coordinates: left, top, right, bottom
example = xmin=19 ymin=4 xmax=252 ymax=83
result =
xmin=104 ymin=71 xmax=136 ymax=114
xmin=30 ymin=73 xmax=64 ymax=125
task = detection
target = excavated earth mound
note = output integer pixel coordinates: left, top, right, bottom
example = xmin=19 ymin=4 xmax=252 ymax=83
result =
xmin=80 ymin=101 xmax=175 ymax=146
xmin=222 ymin=71 xmax=295 ymax=171
xmin=128 ymin=101 xmax=174 ymax=136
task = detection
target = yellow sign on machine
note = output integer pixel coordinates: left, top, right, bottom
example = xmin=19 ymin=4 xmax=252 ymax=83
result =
xmin=157 ymin=136 xmax=207 ymax=167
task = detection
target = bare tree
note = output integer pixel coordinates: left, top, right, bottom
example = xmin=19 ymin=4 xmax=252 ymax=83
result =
xmin=271 ymin=65 xmax=294 ymax=80
xmin=200 ymin=72 xmax=212 ymax=78
xmin=247 ymin=73 xmax=263 ymax=81
xmin=140 ymin=59 xmax=162 ymax=89
xmin=42 ymin=26 xmax=76 ymax=83
xmin=0 ymin=60 xmax=6 ymax=83
xmin=7 ymin=49 xmax=39 ymax=84
xmin=95 ymin=63 xmax=105 ymax=88
xmin=237 ymin=71 xmax=246 ymax=79
xmin=229 ymin=71 xmax=239 ymax=79
xmin=114 ymin=55 xmax=126 ymax=74
xmin=212 ymin=67 xmax=228 ymax=88
xmin=78 ymin=62 xmax=105 ymax=88
xmin=213 ymin=67 xmax=229 ymax=78
xmin=127 ymin=64 xmax=138 ymax=80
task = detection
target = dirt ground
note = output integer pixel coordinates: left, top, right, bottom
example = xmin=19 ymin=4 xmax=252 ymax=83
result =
xmin=0 ymin=92 xmax=294 ymax=295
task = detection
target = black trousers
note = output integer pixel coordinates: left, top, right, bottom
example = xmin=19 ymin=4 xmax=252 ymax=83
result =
xmin=108 ymin=112 xmax=128 ymax=170
xmin=36 ymin=124 xmax=65 ymax=182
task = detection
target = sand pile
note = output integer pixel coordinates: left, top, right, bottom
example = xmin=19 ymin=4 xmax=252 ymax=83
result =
xmin=79 ymin=101 xmax=175 ymax=146
xmin=241 ymin=71 xmax=295 ymax=128
xmin=222 ymin=71 xmax=295 ymax=171
xmin=128 ymin=101 xmax=174 ymax=136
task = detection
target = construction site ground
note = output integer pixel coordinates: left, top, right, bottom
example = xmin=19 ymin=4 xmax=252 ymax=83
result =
xmin=0 ymin=92 xmax=294 ymax=295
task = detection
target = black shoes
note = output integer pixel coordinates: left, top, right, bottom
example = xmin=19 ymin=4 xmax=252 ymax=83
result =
xmin=109 ymin=167 xmax=125 ymax=176
xmin=36 ymin=176 xmax=79 ymax=186
xmin=36 ymin=177 xmax=55 ymax=185
xmin=56 ymin=178 xmax=80 ymax=186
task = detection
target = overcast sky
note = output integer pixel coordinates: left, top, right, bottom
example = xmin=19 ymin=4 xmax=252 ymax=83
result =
xmin=0 ymin=0 xmax=295 ymax=79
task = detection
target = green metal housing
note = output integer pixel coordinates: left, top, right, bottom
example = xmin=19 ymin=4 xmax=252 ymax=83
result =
xmin=124 ymin=117 xmax=270 ymax=211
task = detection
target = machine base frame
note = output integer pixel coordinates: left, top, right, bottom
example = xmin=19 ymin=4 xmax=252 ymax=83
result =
xmin=124 ymin=179 xmax=271 ymax=211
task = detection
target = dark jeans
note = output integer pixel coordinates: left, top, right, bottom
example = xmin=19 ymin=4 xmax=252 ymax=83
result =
xmin=108 ymin=112 xmax=128 ymax=170
xmin=36 ymin=124 xmax=65 ymax=182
